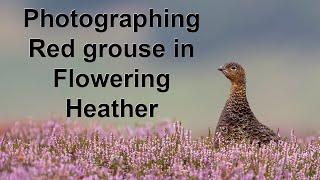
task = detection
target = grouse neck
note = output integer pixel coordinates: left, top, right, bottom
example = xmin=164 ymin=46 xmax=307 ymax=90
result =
xmin=230 ymin=82 xmax=247 ymax=99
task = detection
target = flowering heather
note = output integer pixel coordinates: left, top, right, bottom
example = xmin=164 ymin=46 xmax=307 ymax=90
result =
xmin=0 ymin=120 xmax=319 ymax=179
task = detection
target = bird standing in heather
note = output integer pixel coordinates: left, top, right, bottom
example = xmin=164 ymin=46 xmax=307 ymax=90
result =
xmin=215 ymin=62 xmax=278 ymax=146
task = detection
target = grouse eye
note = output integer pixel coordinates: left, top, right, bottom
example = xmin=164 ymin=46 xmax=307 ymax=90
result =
xmin=230 ymin=66 xmax=237 ymax=71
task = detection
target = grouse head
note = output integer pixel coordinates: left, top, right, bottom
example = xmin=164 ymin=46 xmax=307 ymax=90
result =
xmin=218 ymin=62 xmax=246 ymax=86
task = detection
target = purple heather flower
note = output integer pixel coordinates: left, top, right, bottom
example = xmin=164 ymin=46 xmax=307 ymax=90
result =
xmin=0 ymin=120 xmax=318 ymax=179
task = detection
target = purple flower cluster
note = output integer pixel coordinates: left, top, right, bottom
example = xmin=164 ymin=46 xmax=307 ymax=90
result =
xmin=0 ymin=120 xmax=319 ymax=179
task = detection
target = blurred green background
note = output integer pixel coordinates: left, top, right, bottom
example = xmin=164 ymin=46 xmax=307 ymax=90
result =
xmin=1 ymin=0 xmax=319 ymax=136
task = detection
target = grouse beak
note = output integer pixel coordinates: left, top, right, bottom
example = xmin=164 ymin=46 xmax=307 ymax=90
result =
xmin=218 ymin=66 xmax=225 ymax=72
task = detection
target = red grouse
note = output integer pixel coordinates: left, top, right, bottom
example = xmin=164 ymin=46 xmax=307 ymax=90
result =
xmin=215 ymin=62 xmax=278 ymax=146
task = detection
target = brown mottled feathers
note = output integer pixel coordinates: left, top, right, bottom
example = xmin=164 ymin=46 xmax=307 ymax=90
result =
xmin=215 ymin=62 xmax=278 ymax=146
